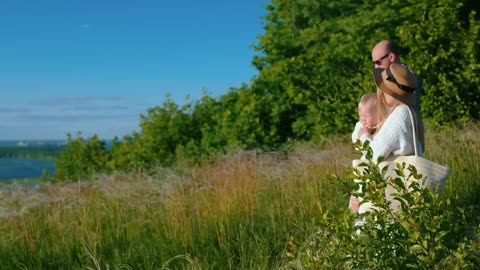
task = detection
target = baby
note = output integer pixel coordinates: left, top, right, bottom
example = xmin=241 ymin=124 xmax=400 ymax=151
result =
xmin=351 ymin=92 xmax=378 ymax=143
xmin=350 ymin=92 xmax=379 ymax=217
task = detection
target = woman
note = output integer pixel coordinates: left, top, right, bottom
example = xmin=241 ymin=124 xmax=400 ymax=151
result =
xmin=351 ymin=62 xmax=424 ymax=213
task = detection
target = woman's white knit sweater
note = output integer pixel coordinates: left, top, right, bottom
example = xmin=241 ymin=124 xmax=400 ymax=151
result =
xmin=360 ymin=105 xmax=423 ymax=161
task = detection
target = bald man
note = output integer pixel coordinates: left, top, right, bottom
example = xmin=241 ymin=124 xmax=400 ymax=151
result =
xmin=371 ymin=40 xmax=422 ymax=110
xmin=372 ymin=40 xmax=400 ymax=69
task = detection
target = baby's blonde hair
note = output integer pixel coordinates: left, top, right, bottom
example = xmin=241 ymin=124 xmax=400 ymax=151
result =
xmin=358 ymin=92 xmax=377 ymax=110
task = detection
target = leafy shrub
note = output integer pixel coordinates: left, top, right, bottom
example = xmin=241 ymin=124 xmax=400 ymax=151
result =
xmin=54 ymin=133 xmax=110 ymax=180
xmin=284 ymin=142 xmax=478 ymax=269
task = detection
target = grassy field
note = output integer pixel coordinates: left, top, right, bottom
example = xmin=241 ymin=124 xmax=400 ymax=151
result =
xmin=0 ymin=123 xmax=479 ymax=269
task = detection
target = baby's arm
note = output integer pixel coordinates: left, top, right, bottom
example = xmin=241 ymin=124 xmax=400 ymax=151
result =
xmin=351 ymin=122 xmax=363 ymax=143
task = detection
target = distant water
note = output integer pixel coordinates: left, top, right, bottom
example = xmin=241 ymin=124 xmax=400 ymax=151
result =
xmin=0 ymin=158 xmax=56 ymax=180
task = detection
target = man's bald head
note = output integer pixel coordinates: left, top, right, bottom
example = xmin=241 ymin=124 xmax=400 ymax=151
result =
xmin=372 ymin=40 xmax=400 ymax=68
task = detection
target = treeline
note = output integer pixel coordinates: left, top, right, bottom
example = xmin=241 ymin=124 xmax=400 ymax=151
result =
xmin=55 ymin=0 xmax=480 ymax=180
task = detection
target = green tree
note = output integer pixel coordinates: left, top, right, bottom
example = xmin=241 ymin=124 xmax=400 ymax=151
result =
xmin=107 ymin=132 xmax=148 ymax=171
xmin=55 ymin=0 xmax=480 ymax=178
xmin=253 ymin=0 xmax=480 ymax=141
xmin=54 ymin=133 xmax=110 ymax=180
xmin=399 ymin=2 xmax=480 ymax=123
xmin=137 ymin=96 xmax=197 ymax=166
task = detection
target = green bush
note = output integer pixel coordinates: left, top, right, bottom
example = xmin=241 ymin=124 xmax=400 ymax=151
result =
xmin=54 ymin=133 xmax=110 ymax=180
xmin=286 ymin=142 xmax=478 ymax=269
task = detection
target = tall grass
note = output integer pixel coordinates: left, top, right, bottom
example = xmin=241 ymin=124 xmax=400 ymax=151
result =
xmin=0 ymin=124 xmax=479 ymax=269
xmin=425 ymin=123 xmax=480 ymax=207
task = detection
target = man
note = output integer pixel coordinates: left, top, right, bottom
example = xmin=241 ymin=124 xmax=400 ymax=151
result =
xmin=371 ymin=40 xmax=422 ymax=109
xmin=372 ymin=40 xmax=400 ymax=69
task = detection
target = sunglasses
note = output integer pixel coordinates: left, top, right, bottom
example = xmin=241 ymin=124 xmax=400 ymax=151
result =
xmin=373 ymin=52 xmax=390 ymax=65
xmin=385 ymin=67 xmax=416 ymax=93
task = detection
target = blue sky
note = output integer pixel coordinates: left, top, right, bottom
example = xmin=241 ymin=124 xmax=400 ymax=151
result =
xmin=0 ymin=0 xmax=268 ymax=140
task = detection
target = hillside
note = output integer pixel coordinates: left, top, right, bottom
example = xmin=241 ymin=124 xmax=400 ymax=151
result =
xmin=0 ymin=123 xmax=479 ymax=268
